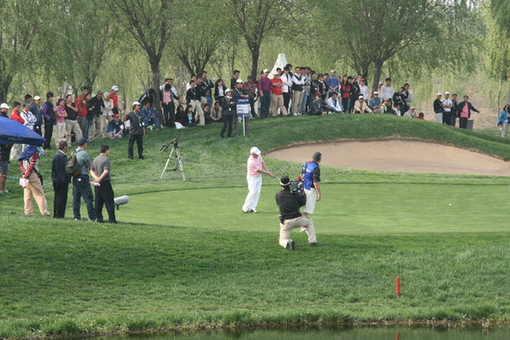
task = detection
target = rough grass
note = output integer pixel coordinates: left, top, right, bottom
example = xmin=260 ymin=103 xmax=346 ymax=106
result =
xmin=1 ymin=114 xmax=510 ymax=338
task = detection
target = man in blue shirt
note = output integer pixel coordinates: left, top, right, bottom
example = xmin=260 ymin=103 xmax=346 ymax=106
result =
xmin=326 ymin=70 xmax=339 ymax=96
xmin=300 ymin=152 xmax=322 ymax=234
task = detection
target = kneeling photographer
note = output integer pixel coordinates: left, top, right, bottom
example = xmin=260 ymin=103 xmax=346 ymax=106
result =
xmin=275 ymin=176 xmax=317 ymax=250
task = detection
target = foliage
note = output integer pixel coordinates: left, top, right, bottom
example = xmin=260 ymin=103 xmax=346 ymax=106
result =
xmin=0 ymin=0 xmax=50 ymax=102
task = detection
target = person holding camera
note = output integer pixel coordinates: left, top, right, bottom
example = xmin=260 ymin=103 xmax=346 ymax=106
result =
xmin=275 ymin=175 xmax=317 ymax=250
xmin=241 ymin=147 xmax=274 ymax=213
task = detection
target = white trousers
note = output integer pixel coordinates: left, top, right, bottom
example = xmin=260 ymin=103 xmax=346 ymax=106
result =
xmin=242 ymin=175 xmax=262 ymax=212
xmin=435 ymin=113 xmax=443 ymax=124
xmin=302 ymin=188 xmax=317 ymax=214
xmin=279 ymin=216 xmax=317 ymax=248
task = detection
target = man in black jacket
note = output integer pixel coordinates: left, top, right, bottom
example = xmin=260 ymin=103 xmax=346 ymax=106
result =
xmin=87 ymin=91 xmax=105 ymax=141
xmin=457 ymin=95 xmax=480 ymax=129
xmin=52 ymin=141 xmax=69 ymax=218
xmin=126 ymin=101 xmax=145 ymax=159
xmin=275 ymin=176 xmax=317 ymax=250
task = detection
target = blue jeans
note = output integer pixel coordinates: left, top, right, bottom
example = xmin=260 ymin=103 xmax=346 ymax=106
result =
xmin=301 ymin=91 xmax=308 ymax=113
xmin=85 ymin=119 xmax=93 ymax=139
xmin=144 ymin=116 xmax=161 ymax=128
xmin=73 ymin=174 xmax=96 ymax=220
xmin=260 ymin=91 xmax=271 ymax=118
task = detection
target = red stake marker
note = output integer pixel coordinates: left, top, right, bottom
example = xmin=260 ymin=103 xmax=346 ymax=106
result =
xmin=396 ymin=277 xmax=401 ymax=296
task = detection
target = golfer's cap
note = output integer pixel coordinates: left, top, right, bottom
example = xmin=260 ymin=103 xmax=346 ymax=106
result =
xmin=23 ymin=102 xmax=31 ymax=108
xmin=280 ymin=176 xmax=291 ymax=186
xmin=96 ymin=90 xmax=104 ymax=95
xmin=330 ymin=70 xmax=336 ymax=73
xmin=250 ymin=147 xmax=261 ymax=155
xmin=358 ymin=95 xmax=364 ymax=99
xmin=113 ymin=113 xmax=119 ymax=118
xmin=0 ymin=103 xmax=9 ymax=109
xmin=373 ymin=91 xmax=379 ymax=95
xmin=263 ymin=69 xmax=269 ymax=73
xmin=112 ymin=85 xmax=119 ymax=91
xmin=225 ymin=88 xmax=232 ymax=93
xmin=236 ymin=79 xmax=243 ymax=84
xmin=437 ymin=92 xmax=442 ymax=96
xmin=33 ymin=96 xmax=41 ymax=101
xmin=312 ymin=151 xmax=322 ymax=160
xmin=445 ymin=91 xmax=450 ymax=95
xmin=77 ymin=137 xmax=89 ymax=146
xmin=132 ymin=101 xmax=141 ymax=106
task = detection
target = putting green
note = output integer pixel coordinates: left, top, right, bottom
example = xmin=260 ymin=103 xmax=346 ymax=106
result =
xmin=122 ymin=183 xmax=509 ymax=234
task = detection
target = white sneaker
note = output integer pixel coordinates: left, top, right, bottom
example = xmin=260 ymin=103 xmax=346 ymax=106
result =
xmin=300 ymin=227 xmax=307 ymax=233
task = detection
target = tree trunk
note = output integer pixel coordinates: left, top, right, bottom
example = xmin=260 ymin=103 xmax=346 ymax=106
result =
xmin=150 ymin=60 xmax=163 ymax=123
xmin=0 ymin=76 xmax=13 ymax=103
xmin=250 ymin=45 xmax=260 ymax=80
xmin=372 ymin=60 xmax=384 ymax=93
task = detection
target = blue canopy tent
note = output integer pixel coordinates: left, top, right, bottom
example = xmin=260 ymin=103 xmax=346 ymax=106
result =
xmin=0 ymin=116 xmax=46 ymax=146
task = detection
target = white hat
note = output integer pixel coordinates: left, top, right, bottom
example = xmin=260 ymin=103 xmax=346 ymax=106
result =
xmin=250 ymin=147 xmax=261 ymax=155
xmin=112 ymin=85 xmax=119 ymax=91
xmin=437 ymin=92 xmax=442 ymax=96
xmin=445 ymin=91 xmax=450 ymax=95
xmin=263 ymin=69 xmax=269 ymax=73
xmin=236 ymin=79 xmax=243 ymax=84
xmin=358 ymin=95 xmax=364 ymax=99
xmin=132 ymin=101 xmax=141 ymax=106
xmin=0 ymin=103 xmax=9 ymax=109
xmin=410 ymin=107 xmax=415 ymax=110
xmin=373 ymin=91 xmax=379 ymax=95
xmin=225 ymin=88 xmax=232 ymax=93
xmin=33 ymin=96 xmax=41 ymax=101
xmin=331 ymin=70 xmax=336 ymax=73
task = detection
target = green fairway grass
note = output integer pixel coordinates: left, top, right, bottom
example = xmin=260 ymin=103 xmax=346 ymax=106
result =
xmin=1 ymin=115 xmax=510 ymax=338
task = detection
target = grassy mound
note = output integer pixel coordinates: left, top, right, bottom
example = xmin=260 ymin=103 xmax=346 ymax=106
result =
xmin=1 ymin=115 xmax=510 ymax=338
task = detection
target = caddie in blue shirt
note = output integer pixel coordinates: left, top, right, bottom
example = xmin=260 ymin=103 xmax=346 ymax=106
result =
xmin=301 ymin=151 xmax=322 ymax=223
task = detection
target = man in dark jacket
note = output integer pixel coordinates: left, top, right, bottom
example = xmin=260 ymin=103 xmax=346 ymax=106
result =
xmin=220 ymin=89 xmax=236 ymax=138
xmin=126 ymin=101 xmax=145 ymax=159
xmin=42 ymin=92 xmax=56 ymax=149
xmin=87 ymin=91 xmax=105 ymax=141
xmin=30 ymin=96 xmax=43 ymax=136
xmin=457 ymin=95 xmax=480 ymax=129
xmin=52 ymin=141 xmax=69 ymax=218
xmin=275 ymin=176 xmax=317 ymax=250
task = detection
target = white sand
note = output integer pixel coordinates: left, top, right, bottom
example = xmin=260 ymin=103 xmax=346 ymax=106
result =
xmin=266 ymin=140 xmax=510 ymax=176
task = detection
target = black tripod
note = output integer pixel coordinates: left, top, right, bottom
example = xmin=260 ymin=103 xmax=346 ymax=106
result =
xmin=160 ymin=139 xmax=185 ymax=181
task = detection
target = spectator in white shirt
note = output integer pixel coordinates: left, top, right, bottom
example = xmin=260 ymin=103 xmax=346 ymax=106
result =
xmin=326 ymin=93 xmax=343 ymax=113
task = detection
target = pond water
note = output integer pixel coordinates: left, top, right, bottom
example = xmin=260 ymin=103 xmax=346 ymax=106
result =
xmin=99 ymin=326 xmax=510 ymax=340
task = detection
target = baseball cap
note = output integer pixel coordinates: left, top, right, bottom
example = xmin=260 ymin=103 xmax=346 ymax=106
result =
xmin=330 ymin=70 xmax=336 ymax=73
xmin=113 ymin=113 xmax=119 ymax=118
xmin=263 ymin=69 xmax=269 ymax=73
xmin=280 ymin=176 xmax=291 ymax=186
xmin=358 ymin=95 xmax=364 ymax=99
xmin=23 ymin=103 xmax=31 ymax=108
xmin=225 ymin=88 xmax=232 ymax=93
xmin=445 ymin=91 xmax=450 ymax=95
xmin=247 ymin=76 xmax=253 ymax=79
xmin=410 ymin=107 xmax=415 ymax=110
xmin=437 ymin=92 xmax=442 ymax=96
xmin=96 ymin=90 xmax=104 ymax=95
xmin=112 ymin=85 xmax=119 ymax=91
xmin=77 ymin=137 xmax=89 ymax=146
xmin=373 ymin=91 xmax=379 ymax=95
xmin=236 ymin=79 xmax=243 ymax=84
xmin=0 ymin=103 xmax=9 ymax=109
xmin=312 ymin=152 xmax=322 ymax=160
xmin=250 ymin=147 xmax=261 ymax=155
xmin=33 ymin=96 xmax=41 ymax=101
xmin=132 ymin=101 xmax=141 ymax=106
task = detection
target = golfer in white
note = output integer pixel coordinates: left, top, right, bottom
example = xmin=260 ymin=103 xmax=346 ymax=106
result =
xmin=242 ymin=147 xmax=274 ymax=213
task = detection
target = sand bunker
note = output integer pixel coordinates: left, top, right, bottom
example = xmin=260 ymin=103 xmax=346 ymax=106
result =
xmin=267 ymin=140 xmax=510 ymax=176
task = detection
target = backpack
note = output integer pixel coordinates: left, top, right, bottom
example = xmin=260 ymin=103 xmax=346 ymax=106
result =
xmin=66 ymin=150 xmax=81 ymax=177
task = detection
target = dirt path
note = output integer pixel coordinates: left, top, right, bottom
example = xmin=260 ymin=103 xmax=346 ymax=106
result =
xmin=267 ymin=140 xmax=510 ymax=176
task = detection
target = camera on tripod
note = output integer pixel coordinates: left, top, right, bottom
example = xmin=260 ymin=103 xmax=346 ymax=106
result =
xmin=160 ymin=138 xmax=178 ymax=152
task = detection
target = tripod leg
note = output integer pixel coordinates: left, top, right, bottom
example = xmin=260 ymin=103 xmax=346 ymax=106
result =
xmin=160 ymin=148 xmax=175 ymax=179
xmin=175 ymin=148 xmax=186 ymax=181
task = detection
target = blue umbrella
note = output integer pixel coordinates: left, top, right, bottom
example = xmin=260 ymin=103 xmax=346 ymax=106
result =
xmin=0 ymin=116 xmax=46 ymax=146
